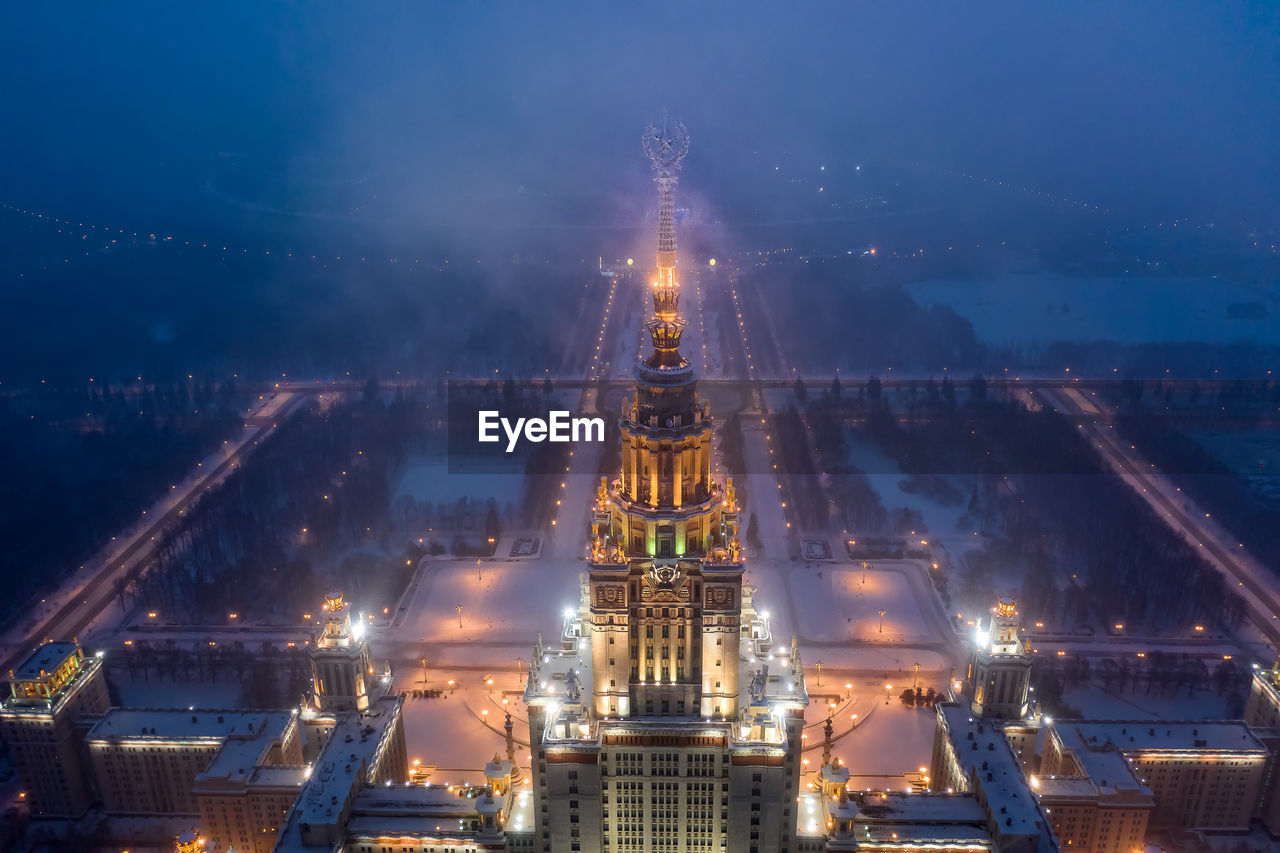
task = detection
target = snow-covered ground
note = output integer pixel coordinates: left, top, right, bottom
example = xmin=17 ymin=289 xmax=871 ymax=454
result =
xmin=1189 ymin=429 xmax=1280 ymax=502
xmin=396 ymin=668 xmax=528 ymax=785
xmin=909 ymin=273 xmax=1280 ymax=346
xmin=1060 ymin=683 xmax=1233 ymax=720
xmin=393 ymin=559 xmax=578 ymax=648
xmin=110 ymin=674 xmax=244 ymax=709
xmin=786 ymin=564 xmax=930 ymax=642
xmin=827 ymin=689 xmax=939 ymax=787
xmin=393 ymin=457 xmax=526 ymax=505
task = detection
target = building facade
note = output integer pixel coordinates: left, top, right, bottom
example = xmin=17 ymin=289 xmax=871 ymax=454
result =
xmin=310 ymin=590 xmax=376 ymax=713
xmin=522 ymin=120 xmax=809 ymax=853
xmin=1040 ymin=719 xmax=1267 ymax=834
xmin=0 ymin=640 xmax=110 ymax=817
xmin=85 ymin=708 xmax=300 ymax=817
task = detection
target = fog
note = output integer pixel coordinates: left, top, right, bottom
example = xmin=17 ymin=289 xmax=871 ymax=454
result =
xmin=5 ymin=3 xmax=1278 ymax=233
xmin=1 ymin=2 xmax=1278 ymax=380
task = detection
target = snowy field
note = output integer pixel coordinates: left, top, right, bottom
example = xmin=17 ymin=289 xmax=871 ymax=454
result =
xmin=390 ymin=557 xmax=945 ymax=657
xmin=827 ymin=689 xmax=939 ymax=785
xmin=786 ymin=564 xmax=930 ymax=643
xmin=390 ymin=665 xmax=941 ymax=791
xmin=1061 ymin=683 xmax=1233 ymax=720
xmin=397 ymin=668 xmax=528 ymax=785
xmin=1190 ymin=429 xmax=1280 ymax=502
xmin=111 ymin=674 xmax=243 ymax=709
xmin=908 ymin=274 xmax=1280 ymax=346
xmin=393 ymin=456 xmax=526 ymax=504
xmin=393 ymin=559 xmax=576 ymax=648
xmin=843 ymin=442 xmax=971 ymax=543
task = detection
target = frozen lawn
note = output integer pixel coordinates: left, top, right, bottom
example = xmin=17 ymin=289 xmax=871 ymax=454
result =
xmin=110 ymin=674 xmax=244 ymax=709
xmin=395 ymin=559 xmax=578 ymax=646
xmin=1061 ymin=683 xmax=1234 ymax=720
xmin=787 ymin=564 xmax=931 ymax=643
xmin=393 ymin=456 xmax=527 ymax=504
xmin=909 ymin=273 xmax=1280 ymax=346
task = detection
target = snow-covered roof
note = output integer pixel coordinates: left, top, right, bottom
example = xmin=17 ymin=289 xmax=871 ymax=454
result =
xmin=821 ymin=791 xmax=996 ymax=850
xmin=10 ymin=641 xmax=78 ymax=680
xmin=349 ymin=782 xmax=484 ymax=815
xmin=86 ymin=708 xmax=292 ymax=743
xmin=1054 ymin=719 xmax=1267 ymax=755
xmin=273 ymin=693 xmax=403 ymax=852
xmin=796 ymin=791 xmax=826 ymax=837
xmin=851 ymin=790 xmax=990 ymax=823
xmin=938 ymin=704 xmax=1058 ymax=851
xmin=1033 ymin=776 xmax=1111 ymax=799
xmin=196 ymin=715 xmax=299 ymax=785
xmin=247 ymin=765 xmax=310 ymax=789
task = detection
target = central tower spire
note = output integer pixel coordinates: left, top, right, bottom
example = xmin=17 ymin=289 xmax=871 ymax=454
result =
xmin=641 ymin=119 xmax=690 ymax=370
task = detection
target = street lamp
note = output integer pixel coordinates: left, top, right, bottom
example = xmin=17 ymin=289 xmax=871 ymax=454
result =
xmin=878 ymin=609 xmax=887 ymax=633
xmin=477 ymin=559 xmax=483 ymax=582
xmin=457 ymin=604 xmax=463 ymax=629
xmin=884 ymin=683 xmax=892 ymax=705
xmin=912 ymin=662 xmax=921 ymax=689
xmin=862 ymin=561 xmax=869 ymax=584
xmin=816 ymin=660 xmax=823 ymax=687
xmin=420 ymin=656 xmax=429 ymax=685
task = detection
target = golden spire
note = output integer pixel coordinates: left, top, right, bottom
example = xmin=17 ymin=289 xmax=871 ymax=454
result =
xmin=642 ymin=120 xmax=690 ymax=371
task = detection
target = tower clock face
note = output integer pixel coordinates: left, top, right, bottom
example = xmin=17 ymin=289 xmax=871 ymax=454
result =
xmin=644 ymin=122 xmax=689 ymax=166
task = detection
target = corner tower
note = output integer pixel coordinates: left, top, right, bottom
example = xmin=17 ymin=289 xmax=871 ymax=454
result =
xmin=963 ymin=595 xmax=1032 ymax=720
xmin=309 ymin=590 xmax=375 ymax=712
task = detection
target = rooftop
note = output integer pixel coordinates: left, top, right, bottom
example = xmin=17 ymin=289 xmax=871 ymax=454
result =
xmin=852 ymin=790 xmax=991 ymax=824
xmin=248 ymin=765 xmax=310 ymax=789
xmin=195 ymin=714 xmax=300 ymax=787
xmin=821 ymin=792 xmax=996 ymax=850
xmin=939 ymin=704 xmax=1057 ymax=850
xmin=11 ymin=641 xmax=79 ymax=680
xmin=1044 ymin=726 xmax=1152 ymax=800
xmin=86 ymin=708 xmax=292 ymax=743
xmin=1033 ymin=776 xmax=1113 ymax=799
xmin=273 ymin=693 xmax=403 ymax=852
xmin=1054 ymin=719 xmax=1267 ymax=755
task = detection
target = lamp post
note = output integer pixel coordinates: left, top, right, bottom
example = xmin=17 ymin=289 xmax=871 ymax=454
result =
xmin=884 ymin=683 xmax=892 ymax=705
xmin=816 ymin=660 xmax=823 ymax=687
xmin=862 ymin=561 xmax=869 ymax=585
xmin=912 ymin=661 xmax=921 ymax=689
xmin=420 ymin=656 xmax=429 ymax=685
xmin=477 ymin=559 xmax=482 ymax=582
xmin=457 ymin=604 xmax=463 ymax=629
xmin=878 ymin=609 xmax=887 ymax=633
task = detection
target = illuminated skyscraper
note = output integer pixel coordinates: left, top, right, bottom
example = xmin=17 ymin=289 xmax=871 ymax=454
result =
xmin=524 ymin=121 xmax=809 ymax=853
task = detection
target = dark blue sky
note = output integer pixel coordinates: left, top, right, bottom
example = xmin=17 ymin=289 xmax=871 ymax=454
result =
xmin=2 ymin=2 xmax=1278 ymax=243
